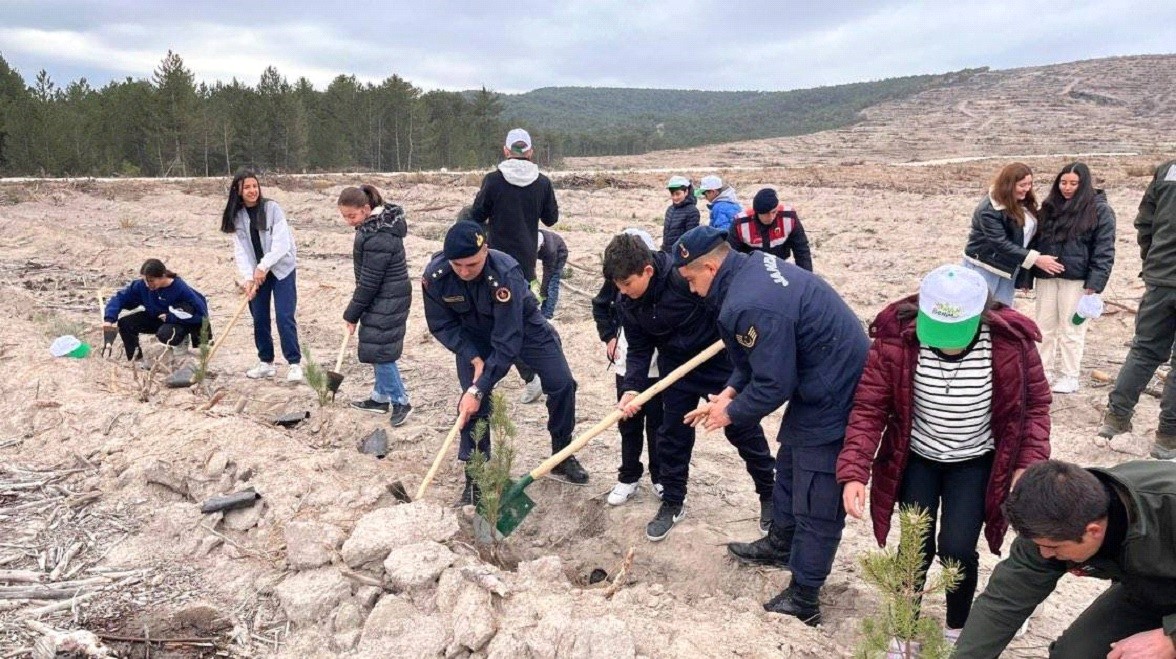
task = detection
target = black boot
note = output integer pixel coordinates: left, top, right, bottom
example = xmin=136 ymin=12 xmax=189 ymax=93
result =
xmin=764 ymin=582 xmax=821 ymax=627
xmin=727 ymin=523 xmax=792 ymax=568
xmin=455 ymin=471 xmax=481 ymax=507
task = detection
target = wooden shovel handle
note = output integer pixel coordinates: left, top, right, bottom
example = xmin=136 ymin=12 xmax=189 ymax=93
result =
xmin=202 ymin=295 xmax=250 ymax=368
xmin=416 ymin=415 xmax=464 ymax=500
xmin=334 ymin=324 xmax=354 ymax=372
xmin=526 ymin=339 xmax=725 ymax=481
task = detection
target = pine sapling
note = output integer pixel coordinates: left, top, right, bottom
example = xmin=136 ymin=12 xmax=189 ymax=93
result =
xmin=192 ymin=317 xmax=212 ymax=384
xmin=469 ymin=392 xmax=517 ymax=546
xmin=854 ymin=505 xmax=964 ymax=659
xmin=300 ymin=347 xmax=333 ymax=407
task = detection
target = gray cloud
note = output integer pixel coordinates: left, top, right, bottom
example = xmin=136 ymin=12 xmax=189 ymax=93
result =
xmin=0 ymin=0 xmax=1172 ymax=92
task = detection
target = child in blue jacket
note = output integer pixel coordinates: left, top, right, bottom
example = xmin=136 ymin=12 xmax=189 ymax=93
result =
xmin=103 ymin=259 xmax=209 ymax=361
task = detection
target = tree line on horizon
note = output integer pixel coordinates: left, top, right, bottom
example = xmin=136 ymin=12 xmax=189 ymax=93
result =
xmin=0 ymin=50 xmax=982 ymax=178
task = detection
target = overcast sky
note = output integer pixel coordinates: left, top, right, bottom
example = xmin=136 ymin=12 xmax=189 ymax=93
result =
xmin=1 ymin=0 xmax=1173 ymax=93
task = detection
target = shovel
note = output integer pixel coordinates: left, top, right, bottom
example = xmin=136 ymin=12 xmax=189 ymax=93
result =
xmin=99 ymin=295 xmax=118 ymax=359
xmin=415 ymin=416 xmax=464 ymax=500
xmin=325 ymin=326 xmax=354 ymax=399
xmin=168 ymin=294 xmax=250 ymax=388
xmin=489 ymin=339 xmax=726 ymax=537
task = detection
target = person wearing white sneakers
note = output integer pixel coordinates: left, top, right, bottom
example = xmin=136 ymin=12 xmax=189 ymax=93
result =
xmin=593 ymin=229 xmax=664 ymax=506
xmin=1030 ymin=162 xmax=1116 ymax=396
xmin=220 ymin=169 xmax=303 ymax=382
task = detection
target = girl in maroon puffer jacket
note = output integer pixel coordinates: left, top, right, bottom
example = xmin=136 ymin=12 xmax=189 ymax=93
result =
xmin=836 ymin=264 xmax=1051 ymax=644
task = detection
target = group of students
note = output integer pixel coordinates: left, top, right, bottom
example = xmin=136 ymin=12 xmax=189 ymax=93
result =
xmin=98 ymin=130 xmax=1176 ymax=657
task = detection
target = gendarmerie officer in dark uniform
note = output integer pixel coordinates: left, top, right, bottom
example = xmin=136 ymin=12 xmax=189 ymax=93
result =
xmin=676 ymin=226 xmax=868 ymax=626
xmin=422 ymin=221 xmax=588 ymax=505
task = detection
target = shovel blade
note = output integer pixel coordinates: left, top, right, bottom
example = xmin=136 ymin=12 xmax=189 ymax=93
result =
xmin=481 ymin=476 xmax=535 ymax=538
xmin=326 ymin=371 xmax=344 ymax=394
xmin=165 ymin=364 xmax=197 ymax=388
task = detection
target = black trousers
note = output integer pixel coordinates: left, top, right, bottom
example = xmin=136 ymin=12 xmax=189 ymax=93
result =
xmin=898 ymin=451 xmax=992 ymax=630
xmin=1049 ymin=583 xmax=1176 ymax=657
xmin=657 ymin=358 xmax=775 ymax=505
xmin=616 ymin=374 xmax=662 ymax=484
xmin=117 ymin=311 xmax=202 ymax=360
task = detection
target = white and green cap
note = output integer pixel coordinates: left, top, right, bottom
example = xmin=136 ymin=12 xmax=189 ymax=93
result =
xmin=916 ymin=265 xmax=988 ymax=349
xmin=666 ymin=175 xmax=690 ymax=189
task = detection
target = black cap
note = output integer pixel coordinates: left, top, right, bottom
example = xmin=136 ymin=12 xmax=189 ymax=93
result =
xmin=443 ymin=221 xmax=487 ymax=259
xmin=672 ymin=226 xmax=727 ymax=267
xmin=753 ymin=188 xmax=779 ymax=214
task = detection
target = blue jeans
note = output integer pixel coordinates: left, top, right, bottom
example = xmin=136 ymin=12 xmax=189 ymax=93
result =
xmin=371 ymin=361 xmax=409 ymax=406
xmin=541 ymin=270 xmax=562 ymax=319
xmin=962 ymin=260 xmax=1015 ymax=306
xmin=249 ymin=271 xmax=301 ymax=364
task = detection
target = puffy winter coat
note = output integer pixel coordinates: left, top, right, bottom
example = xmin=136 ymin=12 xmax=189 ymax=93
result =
xmin=835 ymin=295 xmax=1052 ymax=554
xmin=343 ymin=204 xmax=412 ymax=364
xmin=1030 ymin=191 xmax=1116 ymax=292
xmin=661 ymin=189 xmax=700 ymax=252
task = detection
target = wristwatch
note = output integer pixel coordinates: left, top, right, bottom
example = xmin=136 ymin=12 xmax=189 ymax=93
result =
xmin=465 ymin=385 xmax=483 ymax=401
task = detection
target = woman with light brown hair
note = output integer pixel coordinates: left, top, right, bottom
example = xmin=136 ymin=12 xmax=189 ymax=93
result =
xmin=962 ymin=162 xmax=1063 ymax=305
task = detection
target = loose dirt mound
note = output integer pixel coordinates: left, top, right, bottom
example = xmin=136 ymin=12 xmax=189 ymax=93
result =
xmin=0 ymin=157 xmax=1165 ymax=656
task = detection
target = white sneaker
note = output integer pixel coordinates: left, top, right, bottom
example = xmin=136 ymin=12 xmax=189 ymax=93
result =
xmin=1051 ymin=376 xmax=1079 ymax=394
xmin=607 ymin=481 xmax=639 ymax=506
xmin=652 ymin=483 xmax=664 ymax=500
xmin=246 ymin=362 xmax=276 ymax=379
xmin=519 ymin=375 xmax=543 ymax=404
xmin=286 ymin=364 xmax=304 ymax=382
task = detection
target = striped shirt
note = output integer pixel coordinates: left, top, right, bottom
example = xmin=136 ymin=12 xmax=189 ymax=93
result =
xmin=910 ymin=326 xmax=994 ymax=462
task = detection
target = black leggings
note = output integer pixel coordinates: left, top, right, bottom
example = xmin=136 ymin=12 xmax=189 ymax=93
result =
xmin=898 ymin=451 xmax=993 ymax=630
xmin=117 ymin=311 xmax=202 ymax=360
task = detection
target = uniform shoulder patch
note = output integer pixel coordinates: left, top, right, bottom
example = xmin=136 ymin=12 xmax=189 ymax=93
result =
xmin=494 ymin=287 xmax=512 ymax=303
xmin=736 ymin=325 xmax=757 ymax=348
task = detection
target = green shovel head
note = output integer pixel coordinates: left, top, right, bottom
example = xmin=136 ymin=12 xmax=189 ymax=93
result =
xmin=481 ymin=475 xmax=535 ymax=537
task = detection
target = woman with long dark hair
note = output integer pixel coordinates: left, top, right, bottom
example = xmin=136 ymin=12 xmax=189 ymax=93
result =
xmin=337 ymin=184 xmax=414 ymax=427
xmin=1031 ymin=162 xmax=1116 ymax=394
xmin=103 ymin=259 xmax=209 ymax=363
xmin=220 ymin=170 xmax=302 ymax=381
xmin=963 ymin=162 xmax=1063 ymax=305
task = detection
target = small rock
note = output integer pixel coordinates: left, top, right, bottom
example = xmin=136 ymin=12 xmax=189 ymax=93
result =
xmin=170 ymin=603 xmax=232 ymax=633
xmin=341 ymin=502 xmax=459 ymax=568
xmin=332 ymin=602 xmax=364 ymax=633
xmin=383 ymin=541 xmax=455 ymax=590
xmin=204 ymin=451 xmax=230 ymax=477
xmin=354 ymin=586 xmax=382 ymax=610
xmin=357 ymin=595 xmax=446 ymax=656
xmin=275 ymin=568 xmax=352 ymax=626
xmin=195 ymin=535 xmax=223 ymax=557
xmin=223 ymin=501 xmax=265 ymax=531
xmin=332 ymin=630 xmax=361 ymax=652
xmin=517 ymin=556 xmax=567 ymax=585
xmin=285 ymin=520 xmax=346 ymax=570
xmin=437 ymin=570 xmax=497 ymax=653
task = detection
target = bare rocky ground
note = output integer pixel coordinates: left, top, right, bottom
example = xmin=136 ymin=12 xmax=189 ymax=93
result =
xmin=0 ymin=148 xmax=1171 ymax=658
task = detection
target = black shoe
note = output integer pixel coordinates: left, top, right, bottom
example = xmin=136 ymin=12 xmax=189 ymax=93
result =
xmin=549 ymin=455 xmax=589 ymax=485
xmin=728 ymin=524 xmax=792 ymax=568
xmin=351 ymin=399 xmax=390 ymax=414
xmin=764 ymin=583 xmax=821 ymax=627
xmin=759 ymin=499 xmax=773 ymax=536
xmin=646 ymin=502 xmax=686 ymax=542
xmin=389 ymin=403 xmax=413 ymax=427
xmin=455 ymin=472 xmax=481 ymax=507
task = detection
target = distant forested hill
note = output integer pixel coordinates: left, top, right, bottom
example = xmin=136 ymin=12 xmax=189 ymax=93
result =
xmin=493 ymin=68 xmax=986 ymax=159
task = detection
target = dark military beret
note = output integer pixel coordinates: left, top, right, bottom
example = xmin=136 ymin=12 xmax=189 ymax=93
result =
xmin=443 ymin=221 xmax=487 ymax=260
xmin=672 ymin=226 xmax=727 ymax=267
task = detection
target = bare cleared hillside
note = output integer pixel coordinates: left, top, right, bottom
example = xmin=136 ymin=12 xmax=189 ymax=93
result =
xmin=565 ymin=54 xmax=1176 ymax=170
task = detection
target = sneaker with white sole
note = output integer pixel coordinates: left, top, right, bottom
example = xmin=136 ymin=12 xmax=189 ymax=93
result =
xmin=652 ymin=483 xmax=664 ymax=499
xmin=246 ymin=362 xmax=276 ymax=379
xmin=286 ymin=364 xmax=303 ymax=382
xmin=519 ymin=375 xmax=543 ymax=404
xmin=646 ymin=501 xmax=685 ymax=541
xmin=1051 ymin=376 xmax=1079 ymax=394
xmin=607 ymin=481 xmax=639 ymax=506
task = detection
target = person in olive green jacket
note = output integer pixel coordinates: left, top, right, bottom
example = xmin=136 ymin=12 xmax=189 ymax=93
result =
xmin=954 ymin=459 xmax=1176 ymax=658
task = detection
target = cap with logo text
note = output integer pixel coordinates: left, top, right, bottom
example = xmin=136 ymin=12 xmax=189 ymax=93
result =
xmin=916 ymin=264 xmax=988 ymax=349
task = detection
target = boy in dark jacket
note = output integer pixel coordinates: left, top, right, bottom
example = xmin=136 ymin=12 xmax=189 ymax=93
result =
xmin=537 ymin=228 xmax=567 ymax=320
xmin=954 ymin=459 xmax=1176 ymax=659
xmin=727 ymin=188 xmax=813 ymax=271
xmin=661 ymin=176 xmax=700 ymax=252
xmin=338 ymin=185 xmax=413 ymax=427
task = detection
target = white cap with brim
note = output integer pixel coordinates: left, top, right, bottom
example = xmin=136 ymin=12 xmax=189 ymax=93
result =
xmin=666 ymin=175 xmax=690 ymax=189
xmin=699 ymin=175 xmax=723 ymax=191
xmin=505 ymin=128 xmax=532 ymax=153
xmin=916 ymin=265 xmax=988 ymax=349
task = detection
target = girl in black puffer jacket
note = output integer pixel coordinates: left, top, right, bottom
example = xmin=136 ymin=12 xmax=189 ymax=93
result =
xmin=1031 ymin=162 xmax=1116 ymax=394
xmin=661 ymin=176 xmax=700 ymax=252
xmin=338 ymin=185 xmax=414 ymax=426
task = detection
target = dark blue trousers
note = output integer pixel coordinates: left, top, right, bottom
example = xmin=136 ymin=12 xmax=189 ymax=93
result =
xmin=249 ymin=271 xmax=301 ymax=364
xmin=657 ymin=357 xmax=775 ymax=505
xmin=456 ymin=336 xmax=577 ymax=461
xmin=772 ymin=437 xmax=846 ymax=588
